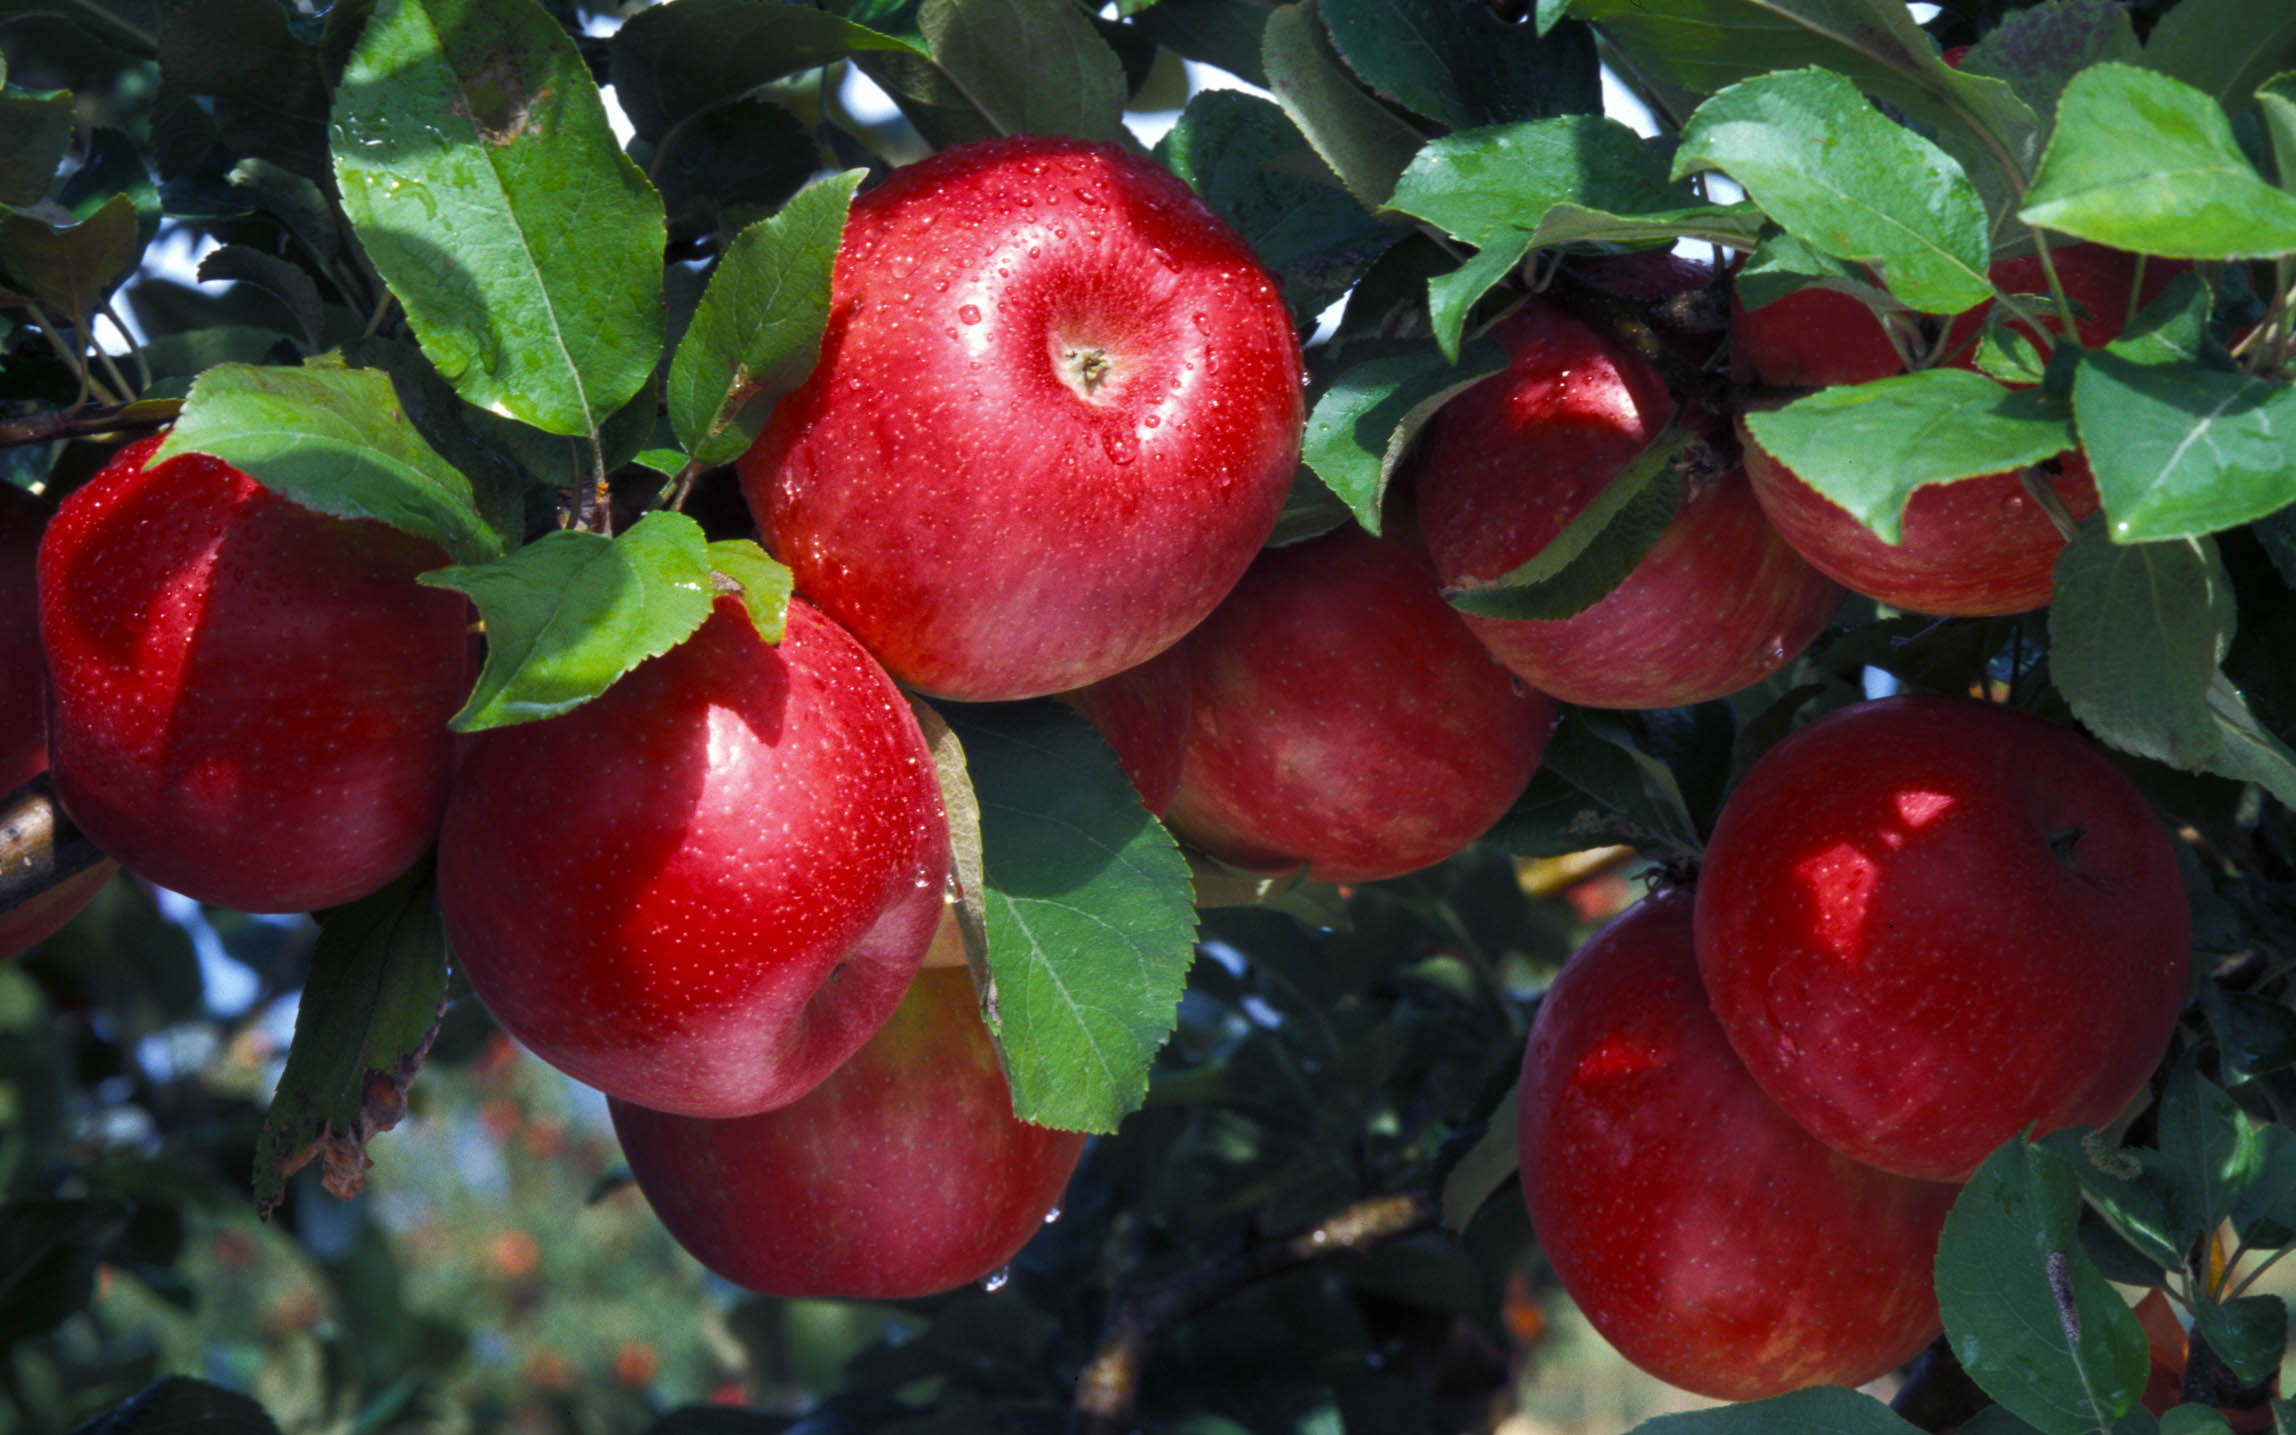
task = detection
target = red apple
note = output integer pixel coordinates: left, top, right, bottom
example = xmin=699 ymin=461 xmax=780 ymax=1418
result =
xmin=1518 ymin=886 xmax=1957 ymax=1401
xmin=1741 ymin=423 xmax=2098 ymax=617
xmin=1938 ymin=242 xmax=2188 ymax=366
xmin=437 ymin=597 xmax=951 ymax=1118
xmin=739 ymin=133 xmax=1305 ymax=703
xmin=1693 ymin=695 xmax=2190 ymax=1182
xmin=37 ymin=434 xmax=470 ymax=914
xmin=1410 ymin=289 xmax=1844 ymax=709
xmin=2 ymin=482 xmax=51 ymax=795
xmin=609 ymin=965 xmax=1086 ymax=1300
xmin=1731 ymin=276 xmax=1906 ymax=389
xmin=1074 ymin=524 xmax=1557 ymax=884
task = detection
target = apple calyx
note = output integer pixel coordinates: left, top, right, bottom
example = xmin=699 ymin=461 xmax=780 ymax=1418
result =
xmin=1057 ymin=342 xmax=1118 ymax=401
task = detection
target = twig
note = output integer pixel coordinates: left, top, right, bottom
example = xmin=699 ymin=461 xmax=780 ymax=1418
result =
xmin=0 ymin=399 xmax=180 ymax=451
xmin=0 ymin=773 xmax=112 ymax=918
xmin=1069 ymin=1191 xmax=1437 ymax=1435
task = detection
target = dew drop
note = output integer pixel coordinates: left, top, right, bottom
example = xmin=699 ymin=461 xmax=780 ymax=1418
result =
xmin=1043 ymin=1206 xmax=1062 ymax=1225
xmin=1142 ymin=414 xmax=1160 ymax=429
xmin=1191 ymin=312 xmax=1211 ymax=336
xmin=1101 ymin=431 xmax=1138 ymax=467
xmin=958 ymin=304 xmax=983 ymax=325
xmin=981 ymin=1266 xmax=1011 ymax=1292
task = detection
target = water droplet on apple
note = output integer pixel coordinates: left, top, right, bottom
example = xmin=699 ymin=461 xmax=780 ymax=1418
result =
xmin=981 ymin=1266 xmax=1011 ymax=1292
xmin=1192 ymin=312 xmax=1211 ymax=335
xmin=1101 ymin=432 xmax=1138 ymax=467
xmin=1142 ymin=414 xmax=1160 ymax=429
xmin=958 ymin=304 xmax=982 ymax=326
xmin=1027 ymin=246 xmax=1041 ymax=258
xmin=1053 ymin=226 xmax=1066 ymax=239
xmin=1042 ymin=1206 xmax=1062 ymax=1224
xmin=1152 ymin=249 xmax=1180 ymax=273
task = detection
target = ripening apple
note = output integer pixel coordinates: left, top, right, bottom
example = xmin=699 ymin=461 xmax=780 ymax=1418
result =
xmin=1518 ymin=887 xmax=1958 ymax=1400
xmin=740 ymin=133 xmax=1305 ymax=703
xmin=438 ymin=597 xmax=952 ymax=1118
xmin=1072 ymin=524 xmax=1557 ymax=884
xmin=1410 ymin=281 xmax=1843 ymax=709
xmin=609 ymin=965 xmax=1086 ymax=1300
xmin=37 ymin=435 xmax=470 ymax=914
xmin=1 ymin=481 xmax=117 ymax=961
xmin=1693 ymin=696 xmax=2191 ymax=1182
xmin=1736 ymin=241 xmax=2182 ymax=617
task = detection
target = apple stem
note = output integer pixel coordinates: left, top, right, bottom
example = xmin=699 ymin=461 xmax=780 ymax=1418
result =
xmin=0 ymin=398 xmax=180 ymax=453
xmin=1070 ymin=1190 xmax=1436 ymax=1435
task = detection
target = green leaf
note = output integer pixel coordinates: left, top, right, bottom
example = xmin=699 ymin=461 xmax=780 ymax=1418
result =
xmin=2038 ymin=1128 xmax=2189 ymax=1273
xmin=1262 ymin=0 xmax=1426 ymax=209
xmin=909 ymin=697 xmax=989 ymax=987
xmin=2203 ymin=672 xmax=2296 ymax=811
xmin=2259 ymin=74 xmax=2296 ymax=192
xmin=1423 ymin=235 xmax=1531 ymax=363
xmin=2139 ymin=0 xmax=2296 ymax=111
xmin=606 ymin=0 xmax=920 ymax=140
xmin=251 ymin=862 xmax=449 ymax=1218
xmin=668 ymin=171 xmax=861 ymax=468
xmin=0 ymin=1197 xmax=130 ymax=1344
xmin=1446 ymin=435 xmax=1687 ymax=621
xmin=1563 ymin=0 xmax=2042 ymax=241
xmin=1734 ymin=226 xmax=1895 ymax=312
xmin=2232 ymin=1121 xmax=2296 ymax=1246
xmin=159 ymin=0 xmax=333 ymax=181
xmin=195 ymin=243 xmax=323 ymax=351
xmin=1527 ymin=201 xmax=1767 ymax=252
xmin=1742 ymin=370 xmax=2076 ymax=544
xmin=0 ymin=85 xmax=71 ymax=207
xmin=0 ymin=191 xmax=141 ymax=318
xmin=1672 ymin=67 xmax=1993 ymax=315
xmin=944 ymin=702 xmax=1197 ymax=1134
xmin=419 ymin=511 xmax=716 ymax=732
xmin=1388 ymin=114 xmax=1689 ymax=249
xmin=2072 ymin=353 xmax=2296 ymax=544
xmin=646 ymin=97 xmax=821 ymax=246
xmin=2048 ymin=522 xmax=2233 ymax=769
xmin=2204 ymin=987 xmax=2296 ymax=1087
xmin=1299 ymin=338 xmax=1507 ymax=533
xmin=2155 ymin=1408 xmax=2235 ymax=1435
xmin=2189 ymin=1296 xmax=2287 ymax=1387
xmin=1156 ymin=89 xmax=1401 ymax=326
xmin=1936 ymin=1140 xmax=2151 ymax=1435
xmin=919 ymin=0 xmax=1128 ymax=144
xmin=332 ymin=0 xmax=666 ymax=436
xmin=1319 ymin=0 xmax=1599 ymax=130
xmin=1541 ymin=712 xmax=1703 ymax=859
xmin=1626 ymin=1386 xmax=1926 ymax=1435
xmin=1133 ymin=0 xmax=1273 ymax=89
xmin=704 ymin=538 xmax=792 ymax=646
xmin=2020 ymin=64 xmax=2296 ymax=260
xmin=1957 ymin=0 xmax=2141 ymax=135
xmin=2155 ymin=1055 xmax=2265 ymax=1240
xmin=152 ymin=362 xmax=502 ymax=564
xmin=63 ymin=1374 xmax=285 ymax=1435
xmin=1437 ymin=1084 xmax=1517 ymax=1233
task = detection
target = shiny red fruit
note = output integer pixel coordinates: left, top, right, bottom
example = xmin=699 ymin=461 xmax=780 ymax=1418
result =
xmin=741 ymin=134 xmax=1304 ymax=703
xmin=1074 ymin=525 xmax=1556 ymax=884
xmin=1519 ymin=887 xmax=1957 ymax=1400
xmin=610 ymin=966 xmax=1086 ymax=1300
xmin=1694 ymin=696 xmax=2190 ymax=1182
xmin=438 ymin=598 xmax=951 ymax=1118
xmin=1412 ymin=290 xmax=1842 ymax=708
xmin=38 ymin=435 xmax=469 ymax=913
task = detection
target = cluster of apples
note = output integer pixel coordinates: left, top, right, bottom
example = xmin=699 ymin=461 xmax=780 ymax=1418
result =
xmin=0 ymin=133 xmax=1318 ymax=1299
xmin=1516 ymin=694 xmax=2192 ymax=1400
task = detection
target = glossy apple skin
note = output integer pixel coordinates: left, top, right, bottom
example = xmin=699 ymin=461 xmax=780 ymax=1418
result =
xmin=740 ymin=134 xmax=1304 ymax=703
xmin=1731 ymin=279 xmax=1905 ymax=389
xmin=1940 ymin=243 xmax=2188 ymax=364
xmin=1076 ymin=525 xmax=1557 ymax=884
xmin=38 ymin=435 xmax=470 ymax=914
xmin=2 ymin=484 xmax=118 ymax=959
xmin=609 ymin=966 xmax=1086 ymax=1300
xmin=1741 ymin=422 xmax=2099 ymax=617
xmin=1411 ymin=294 xmax=1843 ymax=708
xmin=1694 ymin=696 xmax=2190 ymax=1182
xmin=439 ymin=597 xmax=951 ymax=1118
xmin=1518 ymin=887 xmax=1957 ymax=1401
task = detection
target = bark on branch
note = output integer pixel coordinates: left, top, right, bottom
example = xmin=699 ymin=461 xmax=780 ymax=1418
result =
xmin=1069 ymin=1190 xmax=1438 ymax=1435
